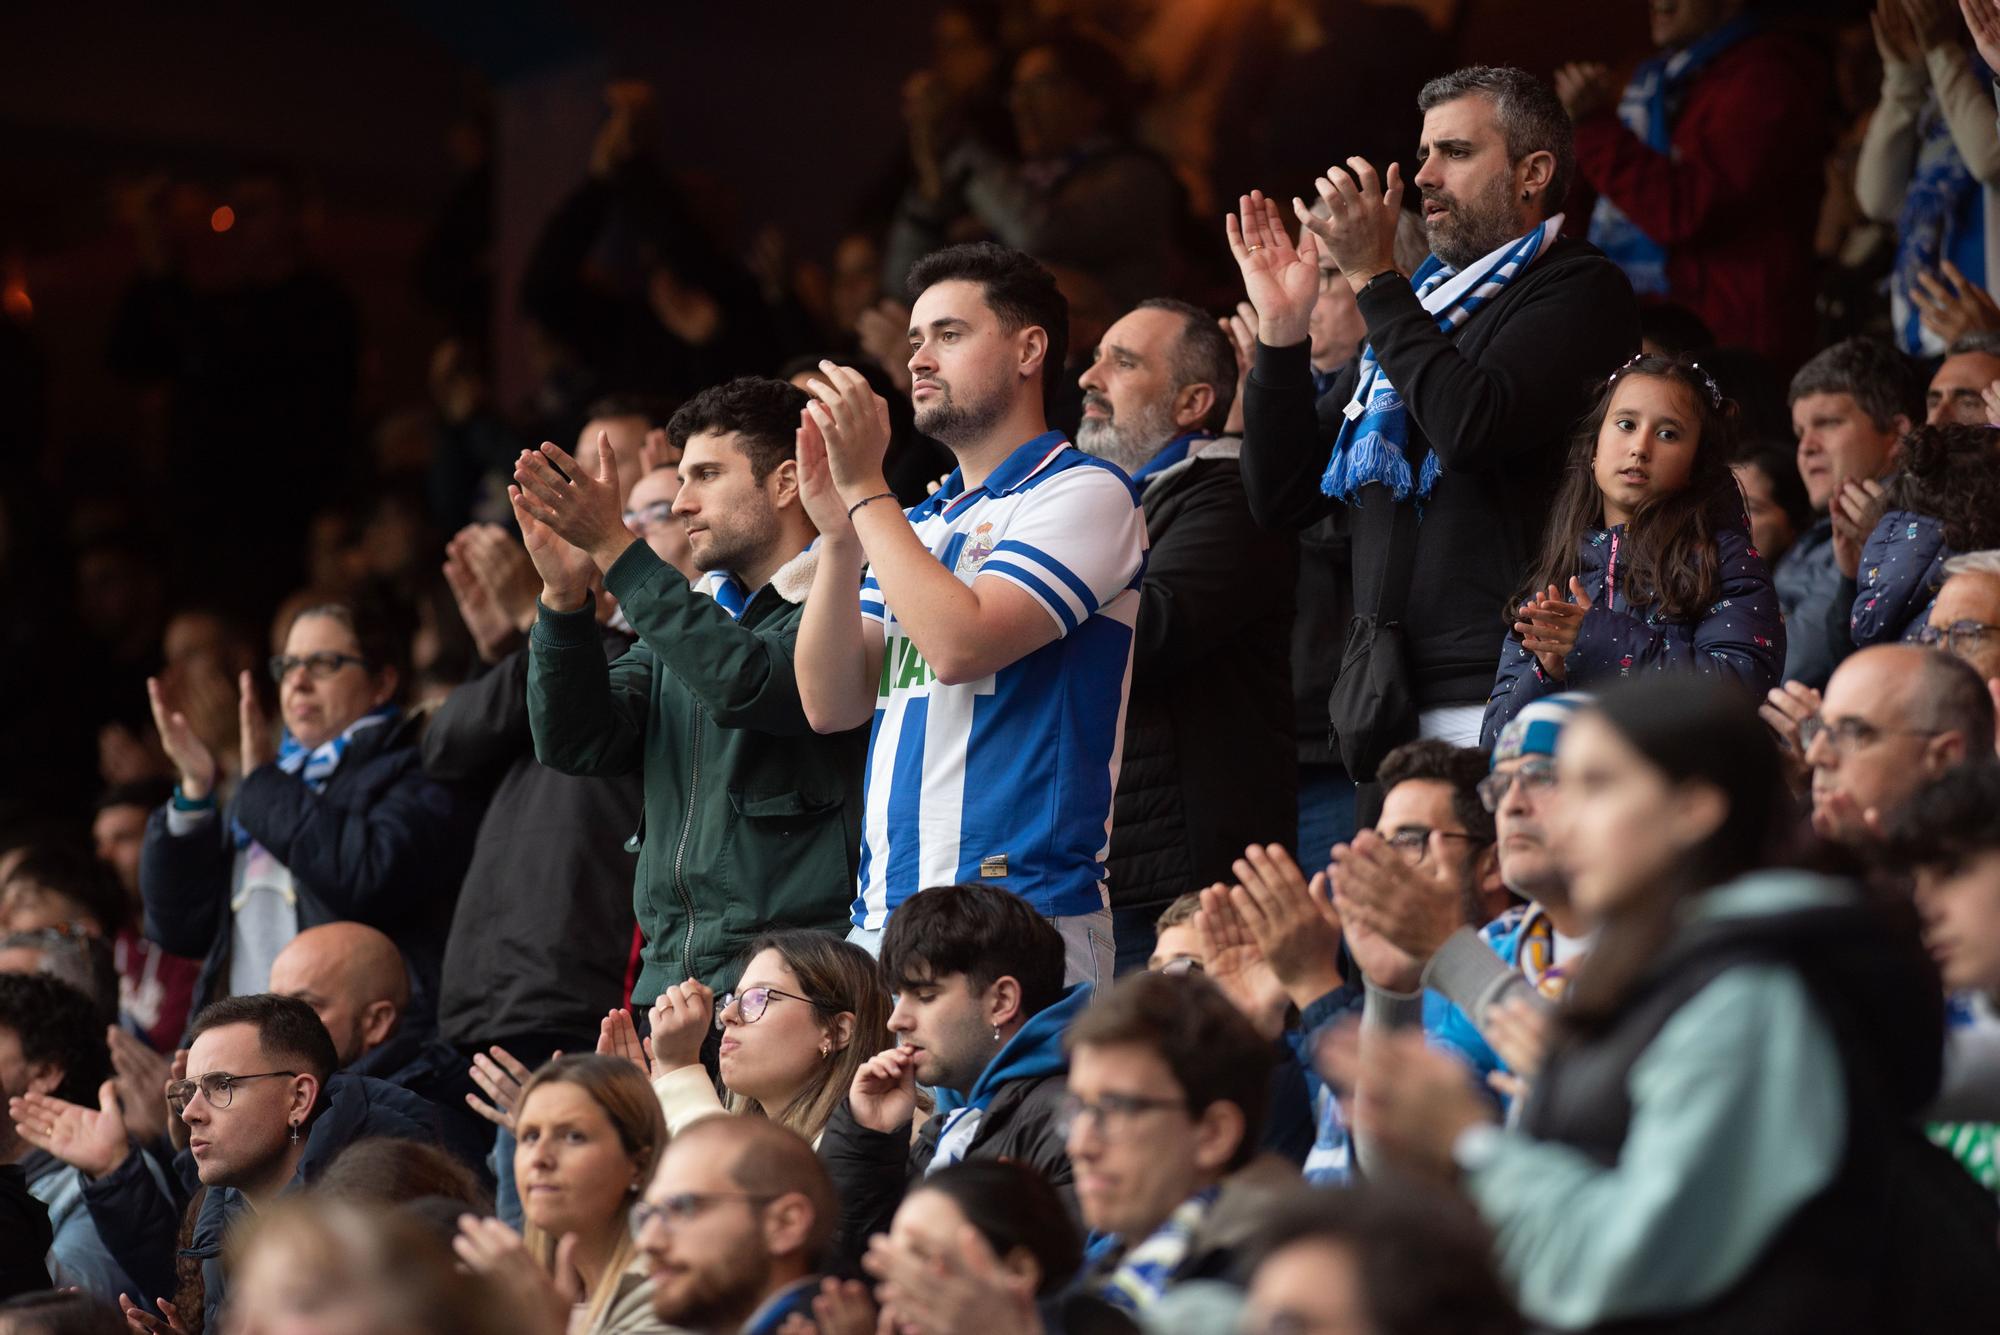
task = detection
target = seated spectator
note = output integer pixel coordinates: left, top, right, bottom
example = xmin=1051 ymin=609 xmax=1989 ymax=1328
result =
xmin=1922 ymin=550 xmax=2000 ymax=746
xmin=140 ymin=593 xmax=474 ymax=1032
xmin=1732 ymin=441 xmax=1814 ymax=571
xmin=457 ymin=1056 xmax=669 ymax=1335
xmin=1483 ymin=354 xmax=1784 ymax=744
xmin=819 ymin=884 xmax=1087 ymax=1267
xmin=519 ymin=378 xmax=865 ymax=1006
xmin=1557 ymin=0 xmax=1829 ymax=370
xmin=10 ymin=994 xmax=436 ymax=1329
xmin=0 ymin=976 xmax=130 ymax=1299
xmin=631 ymin=1115 xmax=834 ymax=1334
xmin=1076 ymin=298 xmax=1297 ymax=973
xmin=265 ymin=923 xmax=477 ymax=1166
xmin=1060 ymin=969 xmax=1284 ymax=1320
xmin=884 ymin=25 xmax=1188 ymax=309
xmin=0 ymin=850 xmax=166 ymax=1046
xmin=1350 ymin=678 xmax=1989 ymax=1331
xmin=860 ymin=1159 xmax=1090 ymax=1335
xmin=633 ymin=931 xmax=890 ymax=1146
xmin=229 ymin=1198 xmax=514 ymax=1335
xmin=1804 ymin=645 xmax=1995 ymax=843
xmin=91 ymin=784 xmax=201 ymax=1054
xmin=1779 ymin=337 xmax=1922 ymax=689
xmin=1925 ymin=332 xmax=2000 ymax=425
xmin=312 ymin=1136 xmax=489 ymax=1214
xmin=1853 ymin=424 xmax=2000 ymax=647
xmin=1857 ymin=4 xmax=2000 ymax=358
xmin=1239 ymin=1182 xmax=1523 ymax=1335
xmin=1145 ymin=893 xmax=1203 ymax=973
xmin=0 ymin=932 xmax=116 ymax=1030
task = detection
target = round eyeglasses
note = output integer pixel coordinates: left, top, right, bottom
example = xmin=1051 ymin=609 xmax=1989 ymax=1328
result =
xmin=714 ymin=985 xmax=829 ymax=1030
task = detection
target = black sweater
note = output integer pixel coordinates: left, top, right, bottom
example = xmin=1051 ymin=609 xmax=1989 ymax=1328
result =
xmin=1240 ymin=236 xmax=1639 ymax=709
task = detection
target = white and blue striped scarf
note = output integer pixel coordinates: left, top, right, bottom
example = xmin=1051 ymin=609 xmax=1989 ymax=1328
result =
xmin=1320 ymin=215 xmax=1564 ymax=506
xmin=1588 ymin=16 xmax=1756 ymax=296
xmin=1093 ymin=1186 xmax=1219 ymax=1314
xmin=232 ymin=707 xmax=397 ymax=849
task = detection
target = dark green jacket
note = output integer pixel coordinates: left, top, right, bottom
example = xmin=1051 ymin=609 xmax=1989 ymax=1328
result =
xmin=527 ymin=541 xmax=866 ymax=1000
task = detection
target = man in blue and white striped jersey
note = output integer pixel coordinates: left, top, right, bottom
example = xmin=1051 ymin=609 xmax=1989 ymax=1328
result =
xmin=793 ymin=242 xmax=1148 ymax=988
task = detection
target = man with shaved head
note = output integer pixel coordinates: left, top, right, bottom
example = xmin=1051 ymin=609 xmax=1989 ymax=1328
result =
xmin=1807 ymin=644 xmax=1997 ymax=845
xmin=266 ymin=923 xmax=477 ymax=1165
xmin=634 ymin=1115 xmax=834 ymax=1333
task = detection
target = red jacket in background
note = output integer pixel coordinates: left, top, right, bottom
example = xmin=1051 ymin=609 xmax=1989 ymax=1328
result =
xmin=1571 ymin=30 xmax=1832 ymax=375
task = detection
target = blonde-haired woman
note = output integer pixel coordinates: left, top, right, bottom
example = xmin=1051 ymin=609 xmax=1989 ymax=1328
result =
xmin=455 ymin=1054 xmax=671 ymax=1335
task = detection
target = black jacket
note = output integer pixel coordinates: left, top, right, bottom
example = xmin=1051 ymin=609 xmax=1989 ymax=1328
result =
xmin=82 ymin=1073 xmax=438 ymax=1329
xmin=139 ymin=713 xmax=477 ymax=1035
xmin=1108 ymin=441 xmax=1297 ymax=911
xmin=426 ymin=634 xmax=642 ymax=1049
xmin=1241 ymin=237 xmax=1640 ymax=708
xmin=0 ymin=1163 xmax=51 ymax=1299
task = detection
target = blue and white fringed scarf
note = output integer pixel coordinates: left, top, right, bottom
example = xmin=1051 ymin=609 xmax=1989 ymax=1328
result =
xmin=1588 ymin=16 xmax=1757 ymax=296
xmin=232 ymin=706 xmax=397 ymax=849
xmin=1091 ymin=1187 xmax=1220 ymax=1314
xmin=1321 ymin=214 xmax=1564 ymax=507
xmin=1892 ymin=68 xmax=1992 ymax=356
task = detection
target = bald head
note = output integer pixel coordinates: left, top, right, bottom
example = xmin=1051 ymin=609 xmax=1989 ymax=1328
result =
xmin=1810 ymin=645 xmax=1995 ymax=842
xmin=267 ymin=923 xmax=409 ymax=1067
xmin=669 ymin=1114 xmax=834 ymax=1265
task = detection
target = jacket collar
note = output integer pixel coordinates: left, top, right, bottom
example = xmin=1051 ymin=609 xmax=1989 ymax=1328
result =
xmin=919 ymin=431 xmax=1070 ymax=519
xmin=767 ymin=546 xmax=819 ymax=606
xmin=938 ymin=981 xmax=1093 ymax=1115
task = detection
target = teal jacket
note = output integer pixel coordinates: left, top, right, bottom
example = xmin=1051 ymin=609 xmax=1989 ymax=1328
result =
xmin=528 ymin=541 xmax=866 ymax=1000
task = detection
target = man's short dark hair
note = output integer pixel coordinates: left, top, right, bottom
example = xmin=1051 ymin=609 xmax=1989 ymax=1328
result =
xmin=94 ymin=779 xmax=173 ymax=817
xmin=665 ymin=377 xmax=809 ymax=483
xmin=3 ymin=846 xmax=128 ymax=935
xmin=1787 ymin=336 xmax=1924 ymax=429
xmin=1950 ymin=330 xmax=2000 ymax=359
xmin=1377 ymin=739 xmax=1497 ymax=846
xmin=1134 ymin=298 xmax=1237 ymax=434
xmin=1417 ymin=67 xmax=1574 ymax=215
xmin=189 ymin=993 xmax=340 ymax=1085
xmin=0 ymin=974 xmax=110 ymax=1106
xmin=1066 ymin=971 xmax=1270 ymax=1171
xmin=584 ymin=393 xmax=677 ymax=429
xmin=1886 ymin=759 xmax=2000 ymax=874
xmin=880 ymin=883 xmax=1066 ymax=1019
xmin=907 ymin=243 xmax=1070 ymax=410
xmin=1909 ymin=649 xmax=1998 ymax=755
xmin=1245 ymin=1183 xmax=1523 ymax=1335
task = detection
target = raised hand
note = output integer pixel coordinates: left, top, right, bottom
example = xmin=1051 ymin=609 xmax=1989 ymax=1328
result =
xmin=1225 ymin=191 xmax=1322 ymax=347
xmin=1229 ymin=844 xmax=1346 ymax=1010
xmin=443 ymin=540 xmax=514 ymax=663
xmin=1220 ymin=301 xmax=1258 ymax=435
xmin=146 ymin=676 xmax=218 ymax=801
xmin=237 ymin=671 xmax=277 ymax=776
xmin=1873 ymin=0 xmax=1924 ymax=65
xmin=454 ymin=1215 xmax=573 ymax=1335
xmin=459 ymin=524 xmax=542 ymax=628
xmin=855 ymin=299 xmax=915 ymax=398
xmin=464 ymin=1045 xmax=539 ymax=1133
xmin=508 ymin=485 xmax=597 ymax=611
xmin=849 ymin=1045 xmax=919 ymax=1134
xmin=118 ymin=1294 xmax=187 ymax=1335
xmin=864 ymin=1222 xmax=1042 ymax=1335
xmin=513 ymin=435 xmax=633 ymax=569
xmin=1552 ymin=62 xmax=1616 ymax=122
xmin=1759 ymin=681 xmax=1823 ymax=794
xmin=1327 ymin=832 xmax=1435 ymax=993
xmin=1912 ymin=261 xmax=2000 ymax=344
xmin=107 ymin=1027 xmax=171 ymax=1147
xmin=598 ymin=1007 xmax=655 ymax=1081
xmin=639 ymin=426 xmax=679 ymax=474
xmin=1295 ymin=157 xmax=1404 ymax=290
xmin=165 ymin=1048 xmax=190 ymax=1152
xmin=1904 ymin=0 xmax=1959 ymax=50
xmin=11 ymin=1080 xmax=132 ymax=1180
xmin=1193 ymin=883 xmax=1290 ymax=1039
xmin=795 ymin=410 xmax=858 ymax=544
xmin=648 ymin=980 xmax=715 ymax=1075
xmin=802 ymin=362 xmax=894 ymax=502
xmin=1966 ymin=0 xmax=2000 ymax=73
xmin=1514 ymin=580 xmax=1593 ymax=681
xmin=776 ymin=1278 xmax=877 ymax=1335
xmin=1485 ymin=995 xmax=1554 ymax=1080
xmin=1830 ymin=476 xmax=1888 ymax=580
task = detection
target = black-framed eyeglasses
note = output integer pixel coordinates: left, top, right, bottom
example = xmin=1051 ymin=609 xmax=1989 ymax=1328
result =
xmin=1798 ymin=713 xmax=1939 ymax=758
xmin=1056 ymin=1091 xmax=1189 ymax=1139
xmin=165 ymin=1070 xmax=298 ymax=1114
xmin=715 ymin=986 xmax=828 ymax=1030
xmin=622 ymin=501 xmax=677 ymax=534
xmin=268 ymin=652 xmax=367 ymax=684
xmin=1476 ymin=760 xmax=1558 ymax=813
xmin=630 ymin=1191 xmax=777 ymax=1235
xmin=1383 ymin=827 xmax=1482 ymax=864
xmin=1916 ymin=619 xmax=2000 ymax=657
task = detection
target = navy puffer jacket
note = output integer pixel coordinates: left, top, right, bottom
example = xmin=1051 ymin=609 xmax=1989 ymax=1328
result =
xmin=1482 ymin=521 xmax=1785 ymax=745
xmin=1851 ymin=509 xmax=1951 ymax=648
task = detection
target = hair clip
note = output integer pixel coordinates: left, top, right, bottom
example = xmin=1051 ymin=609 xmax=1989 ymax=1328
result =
xmin=1686 ymin=360 xmax=1724 ymax=408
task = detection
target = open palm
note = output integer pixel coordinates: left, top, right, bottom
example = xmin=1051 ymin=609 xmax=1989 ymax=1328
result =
xmin=11 ymin=1081 xmax=131 ymax=1180
xmin=1225 ymin=191 xmax=1322 ymax=346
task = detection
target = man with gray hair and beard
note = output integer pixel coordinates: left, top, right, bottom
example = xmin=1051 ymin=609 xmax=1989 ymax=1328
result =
xmin=1075 ymin=298 xmax=1298 ymax=972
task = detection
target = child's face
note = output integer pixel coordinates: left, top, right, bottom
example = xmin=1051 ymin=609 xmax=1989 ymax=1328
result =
xmin=1593 ymin=374 xmax=1702 ymax=527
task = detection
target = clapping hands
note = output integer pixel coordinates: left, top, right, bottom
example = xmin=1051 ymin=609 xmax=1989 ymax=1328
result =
xmin=1514 ymin=579 xmax=1594 ymax=681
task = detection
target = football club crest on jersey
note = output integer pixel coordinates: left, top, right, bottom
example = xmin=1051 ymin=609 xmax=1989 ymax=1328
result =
xmin=956 ymin=522 xmax=996 ymax=574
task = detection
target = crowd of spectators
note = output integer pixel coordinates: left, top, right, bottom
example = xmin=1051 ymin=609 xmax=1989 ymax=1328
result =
xmin=11 ymin=1 xmax=2000 ymax=1333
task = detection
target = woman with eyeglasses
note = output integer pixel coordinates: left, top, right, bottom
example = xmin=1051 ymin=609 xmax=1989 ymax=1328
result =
xmin=1348 ymin=678 xmax=1970 ymax=1334
xmin=456 ymin=1055 xmax=673 ymax=1335
xmin=140 ymin=588 xmax=475 ymax=1032
xmin=613 ymin=931 xmax=891 ymax=1148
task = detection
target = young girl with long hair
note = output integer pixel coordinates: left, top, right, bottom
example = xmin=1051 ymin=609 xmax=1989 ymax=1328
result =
xmin=1480 ymin=353 xmax=1785 ymax=746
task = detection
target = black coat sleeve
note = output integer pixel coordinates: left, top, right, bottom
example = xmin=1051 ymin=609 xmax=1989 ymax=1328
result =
xmin=1133 ymin=465 xmax=1297 ymax=675
xmin=816 ymin=1100 xmax=917 ymax=1273
xmin=138 ymin=806 xmax=230 ymax=961
xmin=1239 ymin=340 xmax=1348 ymax=531
xmin=421 ymin=647 xmax=531 ymax=784
xmin=78 ymin=1146 xmax=190 ymax=1308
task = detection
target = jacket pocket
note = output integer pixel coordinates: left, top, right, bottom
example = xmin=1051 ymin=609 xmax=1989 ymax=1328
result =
xmin=717 ymin=788 xmax=850 ymax=935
